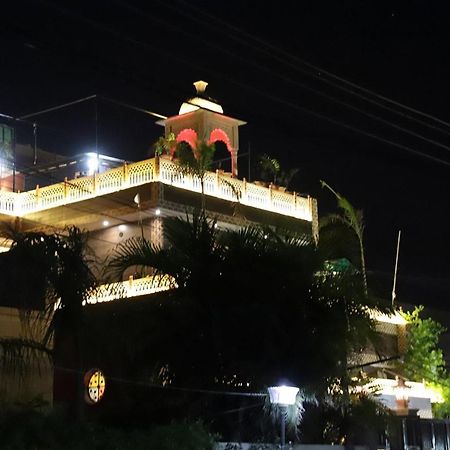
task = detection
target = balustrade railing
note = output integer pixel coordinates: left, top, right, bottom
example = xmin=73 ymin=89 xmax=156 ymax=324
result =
xmin=0 ymin=156 xmax=313 ymax=221
xmin=84 ymin=274 xmax=175 ymax=305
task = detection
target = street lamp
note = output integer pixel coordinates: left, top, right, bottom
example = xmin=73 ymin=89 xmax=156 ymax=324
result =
xmin=268 ymin=385 xmax=299 ymax=449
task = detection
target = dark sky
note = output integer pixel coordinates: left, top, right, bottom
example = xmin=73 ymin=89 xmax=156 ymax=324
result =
xmin=1 ymin=0 xmax=450 ymax=306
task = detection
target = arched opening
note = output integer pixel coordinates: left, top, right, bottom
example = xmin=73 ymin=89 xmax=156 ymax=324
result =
xmin=211 ymin=141 xmax=231 ymax=173
xmin=176 ymin=129 xmax=198 ymax=153
xmin=209 ymin=129 xmax=233 ymax=174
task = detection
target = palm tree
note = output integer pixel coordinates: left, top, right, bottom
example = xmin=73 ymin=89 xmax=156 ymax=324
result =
xmin=320 ymin=181 xmax=368 ymax=297
xmin=175 ymin=140 xmax=216 ymax=210
xmin=0 ymin=225 xmax=96 ymax=415
xmin=154 ymin=134 xmax=216 ymax=210
xmin=259 ymin=153 xmax=281 ymax=184
xmin=108 ymin=211 xmax=378 ymax=385
xmin=106 ymin=211 xmax=383 ymax=440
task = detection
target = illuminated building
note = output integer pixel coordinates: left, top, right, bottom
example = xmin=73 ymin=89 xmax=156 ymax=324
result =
xmin=0 ymin=82 xmax=438 ymax=419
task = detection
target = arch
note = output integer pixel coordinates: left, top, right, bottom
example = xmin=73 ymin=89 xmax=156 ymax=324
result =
xmin=176 ymin=129 xmax=198 ymax=152
xmin=212 ymin=140 xmax=231 ymax=173
xmin=209 ymin=128 xmax=233 ymax=153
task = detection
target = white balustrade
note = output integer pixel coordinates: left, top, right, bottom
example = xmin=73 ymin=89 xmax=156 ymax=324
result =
xmin=0 ymin=157 xmax=313 ymax=221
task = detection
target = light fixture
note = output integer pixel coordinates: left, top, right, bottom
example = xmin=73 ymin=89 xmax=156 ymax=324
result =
xmin=268 ymin=385 xmax=299 ymax=406
xmin=118 ymin=224 xmax=126 ymax=231
xmin=87 ymin=156 xmax=99 ymax=175
xmin=155 ymin=208 xmax=161 ymax=216
xmin=268 ymin=385 xmax=299 ymax=449
xmin=102 ymin=220 xmax=109 ymax=227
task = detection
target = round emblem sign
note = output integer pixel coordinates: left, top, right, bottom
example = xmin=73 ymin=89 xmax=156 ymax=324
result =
xmin=84 ymin=369 xmax=106 ymax=404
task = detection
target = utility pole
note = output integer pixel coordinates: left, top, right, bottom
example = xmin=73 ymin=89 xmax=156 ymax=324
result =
xmin=392 ymin=230 xmax=402 ymax=307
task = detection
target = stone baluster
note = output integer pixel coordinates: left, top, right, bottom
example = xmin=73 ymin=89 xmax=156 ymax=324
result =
xmin=64 ymin=177 xmax=68 ymax=200
xmin=154 ymin=154 xmax=160 ymax=181
xmin=36 ymin=185 xmax=41 ymax=208
xmin=123 ymin=162 xmax=129 ymax=186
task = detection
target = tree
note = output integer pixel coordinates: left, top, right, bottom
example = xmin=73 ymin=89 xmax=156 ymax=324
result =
xmin=258 ymin=154 xmax=299 ymax=190
xmin=0 ymin=225 xmax=96 ymax=415
xmin=154 ymin=134 xmax=216 ymax=210
xmin=176 ymin=140 xmax=216 ymax=210
xmin=401 ymin=306 xmax=450 ymax=418
xmin=259 ymin=153 xmax=280 ymax=184
xmin=106 ymin=211 xmax=383 ymax=440
xmin=320 ymin=181 xmax=368 ymax=297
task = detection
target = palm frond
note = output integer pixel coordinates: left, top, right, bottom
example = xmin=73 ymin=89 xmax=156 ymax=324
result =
xmin=107 ymin=236 xmax=164 ymax=280
xmin=0 ymin=338 xmax=52 ymax=376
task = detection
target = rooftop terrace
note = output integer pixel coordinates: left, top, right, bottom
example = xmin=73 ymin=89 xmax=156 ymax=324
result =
xmin=0 ymin=156 xmax=315 ymax=222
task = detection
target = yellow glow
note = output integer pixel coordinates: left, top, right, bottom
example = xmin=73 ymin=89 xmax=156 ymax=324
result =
xmin=83 ymin=274 xmax=177 ymax=305
xmin=0 ymin=157 xmax=314 ymax=222
xmin=370 ymin=310 xmax=407 ymax=325
xmin=85 ymin=369 xmax=106 ymax=404
xmin=362 ymin=378 xmax=444 ymax=403
xmin=179 ymin=97 xmax=224 ymax=115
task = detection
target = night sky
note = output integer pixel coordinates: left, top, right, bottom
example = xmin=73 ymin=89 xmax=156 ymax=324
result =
xmin=1 ymin=0 xmax=450 ymax=307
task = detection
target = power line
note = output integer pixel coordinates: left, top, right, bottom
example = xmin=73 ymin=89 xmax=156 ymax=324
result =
xmin=53 ymin=364 xmax=266 ymax=397
xmin=8 ymin=0 xmax=450 ymax=171
xmin=18 ymin=95 xmax=97 ymax=120
xmin=100 ymin=96 xmax=167 ymax=120
xmin=116 ymin=0 xmax=450 ymax=155
xmin=41 ymin=1 xmax=450 ymax=168
xmin=175 ymin=0 xmax=450 ymax=138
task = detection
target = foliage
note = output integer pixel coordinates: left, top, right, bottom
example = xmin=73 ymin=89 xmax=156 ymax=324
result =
xmin=320 ymin=180 xmax=367 ymax=296
xmin=277 ymin=167 xmax=299 ymax=190
xmin=299 ymin=390 xmax=391 ymax=445
xmin=263 ymin=388 xmax=317 ymax=442
xmin=401 ymin=306 xmax=450 ymax=417
xmin=0 ymin=225 xmax=96 ymax=341
xmin=0 ymin=406 xmax=216 ymax=450
xmin=176 ymin=140 xmax=216 ymax=180
xmin=154 ymin=132 xmax=177 ymax=156
xmin=106 ymin=210 xmax=384 ymax=440
xmin=0 ymin=225 xmax=96 ymax=414
xmin=154 ymin=133 xmax=216 ymax=209
xmin=258 ymin=155 xmax=299 ymax=189
xmin=258 ymin=154 xmax=280 ymax=184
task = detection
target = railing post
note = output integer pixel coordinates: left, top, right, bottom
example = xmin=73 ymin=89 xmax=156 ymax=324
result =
xmin=128 ymin=275 xmax=134 ymax=298
xmin=154 ymin=154 xmax=160 ymax=181
xmin=242 ymin=178 xmax=247 ymax=202
xmin=36 ymin=184 xmax=41 ymax=207
xmin=123 ymin=162 xmax=129 ymax=187
xmin=216 ymin=169 xmax=220 ymax=194
xmin=269 ymin=183 xmax=273 ymax=207
xmin=64 ymin=177 xmax=68 ymax=200
xmin=293 ymin=191 xmax=297 ymax=211
xmin=93 ymin=172 xmax=98 ymax=194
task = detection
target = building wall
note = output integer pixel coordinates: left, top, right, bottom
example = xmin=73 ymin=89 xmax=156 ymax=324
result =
xmin=0 ymin=306 xmax=53 ymax=405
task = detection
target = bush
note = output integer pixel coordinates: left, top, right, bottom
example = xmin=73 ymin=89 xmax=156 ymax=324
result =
xmin=0 ymin=407 xmax=216 ymax=450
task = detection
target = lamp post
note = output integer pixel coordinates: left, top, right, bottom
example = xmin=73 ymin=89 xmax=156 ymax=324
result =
xmin=268 ymin=385 xmax=299 ymax=449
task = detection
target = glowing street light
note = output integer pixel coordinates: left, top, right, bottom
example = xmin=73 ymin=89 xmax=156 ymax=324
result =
xmin=87 ymin=155 xmax=99 ymax=175
xmin=268 ymin=385 xmax=299 ymax=449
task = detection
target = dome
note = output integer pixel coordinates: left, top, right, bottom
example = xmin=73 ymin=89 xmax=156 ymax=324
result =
xmin=179 ymin=81 xmax=224 ymax=115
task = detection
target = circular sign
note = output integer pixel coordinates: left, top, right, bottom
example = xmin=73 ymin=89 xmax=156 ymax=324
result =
xmin=84 ymin=369 xmax=106 ymax=404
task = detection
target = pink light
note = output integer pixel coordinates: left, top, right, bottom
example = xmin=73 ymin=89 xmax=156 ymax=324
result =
xmin=209 ymin=128 xmax=233 ymax=153
xmin=176 ymin=128 xmax=198 ymax=151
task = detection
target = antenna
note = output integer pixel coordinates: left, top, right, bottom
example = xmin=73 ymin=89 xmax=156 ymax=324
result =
xmin=392 ymin=230 xmax=402 ymax=307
